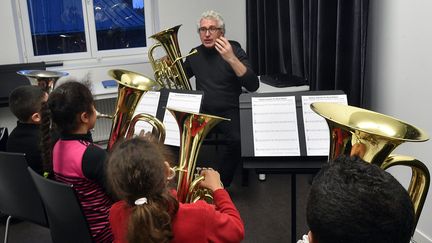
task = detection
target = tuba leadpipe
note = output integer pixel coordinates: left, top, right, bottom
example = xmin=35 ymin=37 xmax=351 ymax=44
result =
xmin=106 ymin=69 xmax=165 ymax=150
xmin=311 ymin=102 xmax=430 ymax=228
xmin=167 ymin=107 xmax=230 ymax=203
xmin=148 ymin=25 xmax=196 ymax=90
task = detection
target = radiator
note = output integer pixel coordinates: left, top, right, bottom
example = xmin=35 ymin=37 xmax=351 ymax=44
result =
xmin=93 ymin=98 xmax=116 ymax=143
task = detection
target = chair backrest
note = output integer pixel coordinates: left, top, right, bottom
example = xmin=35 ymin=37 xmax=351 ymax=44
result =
xmin=28 ymin=168 xmax=93 ymax=243
xmin=0 ymin=151 xmax=47 ymax=226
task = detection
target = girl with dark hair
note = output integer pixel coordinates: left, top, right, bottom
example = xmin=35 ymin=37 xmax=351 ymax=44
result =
xmin=40 ymin=81 xmax=113 ymax=242
xmin=107 ymin=137 xmax=244 ymax=243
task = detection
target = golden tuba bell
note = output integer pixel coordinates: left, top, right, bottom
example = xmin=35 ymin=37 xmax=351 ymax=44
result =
xmin=311 ymin=102 xmax=430 ymax=228
xmin=167 ymin=107 xmax=230 ymax=203
xmin=148 ymin=25 xmax=197 ymax=90
xmin=106 ymin=69 xmax=166 ymax=151
xmin=17 ymin=70 xmax=69 ymax=94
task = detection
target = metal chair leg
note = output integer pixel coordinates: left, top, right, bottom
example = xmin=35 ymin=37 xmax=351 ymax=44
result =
xmin=4 ymin=215 xmax=11 ymax=243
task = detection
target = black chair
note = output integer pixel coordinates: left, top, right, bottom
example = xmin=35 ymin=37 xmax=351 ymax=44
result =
xmin=28 ymin=168 xmax=93 ymax=243
xmin=0 ymin=151 xmax=48 ymax=243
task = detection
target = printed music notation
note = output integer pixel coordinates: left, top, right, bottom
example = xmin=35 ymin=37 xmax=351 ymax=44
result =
xmin=301 ymin=95 xmax=347 ymax=156
xmin=251 ymin=96 xmax=300 ymax=156
xmin=163 ymin=92 xmax=202 ymax=146
xmin=132 ymin=91 xmax=161 ymax=136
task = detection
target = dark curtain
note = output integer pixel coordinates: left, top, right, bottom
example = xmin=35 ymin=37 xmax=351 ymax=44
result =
xmin=246 ymin=0 xmax=369 ymax=107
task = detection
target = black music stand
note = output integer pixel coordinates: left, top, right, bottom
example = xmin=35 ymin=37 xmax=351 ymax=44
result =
xmin=239 ymin=90 xmax=345 ymax=242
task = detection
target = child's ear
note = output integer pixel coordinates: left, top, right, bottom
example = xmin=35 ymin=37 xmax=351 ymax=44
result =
xmin=31 ymin=112 xmax=42 ymax=124
xmin=164 ymin=161 xmax=171 ymax=177
xmin=308 ymin=231 xmax=315 ymax=243
xmin=80 ymin=111 xmax=90 ymax=124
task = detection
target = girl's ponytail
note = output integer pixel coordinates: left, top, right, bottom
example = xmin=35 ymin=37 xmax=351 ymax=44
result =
xmin=127 ymin=193 xmax=177 ymax=243
xmin=39 ymin=101 xmax=53 ymax=177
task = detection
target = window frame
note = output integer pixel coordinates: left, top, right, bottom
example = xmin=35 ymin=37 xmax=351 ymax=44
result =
xmin=16 ymin=0 xmax=158 ymax=64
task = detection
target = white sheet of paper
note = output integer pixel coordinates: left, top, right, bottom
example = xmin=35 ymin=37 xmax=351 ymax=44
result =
xmin=301 ymin=94 xmax=348 ymax=156
xmin=252 ymin=96 xmax=300 ymax=156
xmin=131 ymin=91 xmax=161 ymax=136
xmin=163 ymin=92 xmax=202 ymax=146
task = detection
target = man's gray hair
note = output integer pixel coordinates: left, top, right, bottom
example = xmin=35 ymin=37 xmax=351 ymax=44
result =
xmin=197 ymin=10 xmax=225 ymax=34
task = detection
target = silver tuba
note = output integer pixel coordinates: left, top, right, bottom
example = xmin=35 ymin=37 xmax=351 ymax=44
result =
xmin=17 ymin=70 xmax=69 ymax=93
xmin=311 ymin=102 xmax=430 ymax=228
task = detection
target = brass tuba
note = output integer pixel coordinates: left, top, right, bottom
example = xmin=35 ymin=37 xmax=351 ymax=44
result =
xmin=167 ymin=107 xmax=229 ymax=203
xmin=148 ymin=25 xmax=197 ymax=90
xmin=311 ymin=102 xmax=430 ymax=227
xmin=17 ymin=70 xmax=69 ymax=93
xmin=106 ymin=69 xmax=166 ymax=150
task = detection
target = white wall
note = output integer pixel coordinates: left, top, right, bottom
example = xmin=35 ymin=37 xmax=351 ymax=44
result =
xmin=366 ymin=0 xmax=432 ymax=241
xmin=0 ymin=0 xmax=22 ymax=64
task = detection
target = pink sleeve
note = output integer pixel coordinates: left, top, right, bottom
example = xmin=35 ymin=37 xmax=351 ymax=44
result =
xmin=205 ymin=189 xmax=244 ymax=243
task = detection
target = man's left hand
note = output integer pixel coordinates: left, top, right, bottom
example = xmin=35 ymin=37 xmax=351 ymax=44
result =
xmin=215 ymin=36 xmax=237 ymax=63
xmin=215 ymin=36 xmax=248 ymax=77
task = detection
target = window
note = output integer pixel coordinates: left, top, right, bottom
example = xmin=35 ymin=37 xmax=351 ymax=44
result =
xmin=17 ymin=0 xmax=156 ymax=63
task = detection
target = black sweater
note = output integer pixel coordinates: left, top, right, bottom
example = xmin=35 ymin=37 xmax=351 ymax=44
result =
xmin=7 ymin=122 xmax=43 ymax=174
xmin=183 ymin=42 xmax=259 ymax=113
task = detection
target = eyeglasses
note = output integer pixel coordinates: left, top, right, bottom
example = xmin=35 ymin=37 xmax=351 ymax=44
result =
xmin=198 ymin=27 xmax=221 ymax=34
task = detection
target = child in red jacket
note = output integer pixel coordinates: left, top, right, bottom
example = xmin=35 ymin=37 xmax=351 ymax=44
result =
xmin=107 ymin=137 xmax=244 ymax=243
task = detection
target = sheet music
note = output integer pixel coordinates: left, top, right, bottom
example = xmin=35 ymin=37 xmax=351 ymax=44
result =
xmin=252 ymin=96 xmax=300 ymax=156
xmin=301 ymin=95 xmax=348 ymax=156
xmin=131 ymin=91 xmax=161 ymax=136
xmin=163 ymin=92 xmax=202 ymax=146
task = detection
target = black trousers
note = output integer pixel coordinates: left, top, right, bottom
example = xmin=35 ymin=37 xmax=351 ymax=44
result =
xmin=207 ymin=108 xmax=241 ymax=187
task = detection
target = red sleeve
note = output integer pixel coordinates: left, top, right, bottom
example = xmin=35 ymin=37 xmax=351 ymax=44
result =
xmin=109 ymin=201 xmax=130 ymax=243
xmin=206 ymin=189 xmax=244 ymax=243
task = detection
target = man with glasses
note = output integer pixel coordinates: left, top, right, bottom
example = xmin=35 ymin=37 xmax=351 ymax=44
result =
xmin=184 ymin=10 xmax=259 ymax=187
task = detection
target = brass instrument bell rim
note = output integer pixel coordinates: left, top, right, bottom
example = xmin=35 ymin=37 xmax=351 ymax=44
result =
xmin=149 ymin=24 xmax=182 ymax=39
xmin=17 ymin=70 xmax=69 ymax=78
xmin=310 ymin=102 xmax=429 ymax=142
xmin=166 ymin=107 xmax=231 ymax=122
xmin=108 ymin=69 xmax=162 ymax=92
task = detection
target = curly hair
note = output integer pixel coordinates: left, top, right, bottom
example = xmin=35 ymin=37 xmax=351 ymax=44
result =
xmin=40 ymin=81 xmax=95 ymax=174
xmin=307 ymin=155 xmax=415 ymax=243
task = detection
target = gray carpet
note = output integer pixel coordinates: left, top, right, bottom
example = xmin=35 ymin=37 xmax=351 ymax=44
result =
xmin=1 ymin=143 xmax=315 ymax=243
xmin=0 ymin=171 xmax=313 ymax=243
